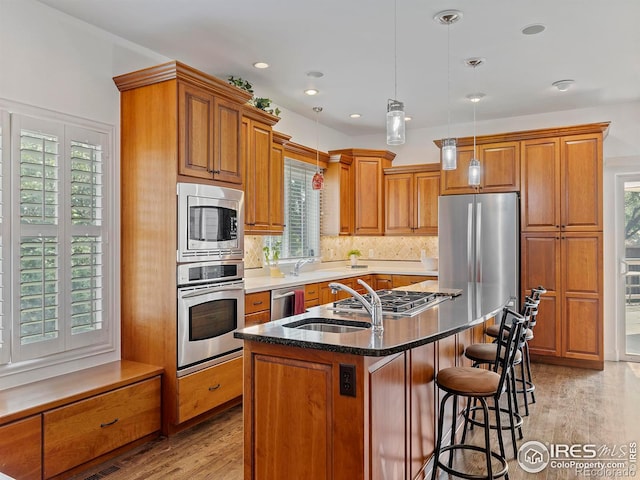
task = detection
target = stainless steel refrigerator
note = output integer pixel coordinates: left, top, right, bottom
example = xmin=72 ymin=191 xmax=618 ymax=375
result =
xmin=438 ymin=192 xmax=519 ymax=307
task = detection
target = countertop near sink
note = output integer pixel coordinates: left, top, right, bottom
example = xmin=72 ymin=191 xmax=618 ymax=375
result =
xmin=244 ymin=262 xmax=438 ymax=293
xmin=235 ymin=281 xmax=512 ymax=357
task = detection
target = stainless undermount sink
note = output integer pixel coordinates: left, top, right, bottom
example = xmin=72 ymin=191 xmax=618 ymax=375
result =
xmin=284 ymin=317 xmax=372 ymax=334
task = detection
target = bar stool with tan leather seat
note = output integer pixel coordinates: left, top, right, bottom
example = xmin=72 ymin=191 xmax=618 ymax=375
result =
xmin=430 ymin=308 xmax=525 ymax=480
xmin=484 ymin=286 xmax=546 ymax=416
xmin=462 ymin=300 xmax=536 ymax=457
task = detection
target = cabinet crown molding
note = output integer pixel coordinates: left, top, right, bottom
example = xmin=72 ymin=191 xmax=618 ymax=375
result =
xmin=433 ymin=122 xmax=610 ymax=148
xmin=329 ymin=148 xmax=397 ymax=162
xmin=114 ymin=60 xmax=253 ymax=105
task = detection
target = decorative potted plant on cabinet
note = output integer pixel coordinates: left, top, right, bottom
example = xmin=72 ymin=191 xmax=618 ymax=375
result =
xmin=347 ymin=249 xmax=362 ymax=267
xmin=263 ymin=241 xmax=284 ymax=277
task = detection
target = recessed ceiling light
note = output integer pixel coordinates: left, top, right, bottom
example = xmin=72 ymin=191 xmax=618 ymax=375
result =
xmin=433 ymin=9 xmax=463 ymax=26
xmin=349 ymin=113 xmax=361 ymax=118
xmin=306 ymin=71 xmax=324 ymax=78
xmin=522 ymin=24 xmax=546 ymax=35
xmin=465 ymin=57 xmax=486 ymax=68
xmin=253 ymin=62 xmax=269 ymax=69
xmin=552 ymin=79 xmax=575 ymax=91
xmin=466 ymin=93 xmax=486 ymax=103
xmin=304 ymin=88 xmax=319 ymax=96
xmin=404 ymin=115 xmax=412 ymax=121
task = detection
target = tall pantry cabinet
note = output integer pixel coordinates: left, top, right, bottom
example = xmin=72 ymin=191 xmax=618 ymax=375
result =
xmin=520 ymin=126 xmax=607 ymax=369
xmin=114 ymin=61 xmax=266 ymax=434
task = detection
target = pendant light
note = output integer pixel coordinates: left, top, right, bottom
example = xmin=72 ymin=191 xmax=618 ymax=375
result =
xmin=311 ymin=106 xmax=324 ymax=190
xmin=434 ymin=10 xmax=462 ymax=170
xmin=466 ymin=58 xmax=484 ymax=187
xmin=468 ymin=97 xmax=481 ymax=186
xmin=386 ymin=0 xmax=405 ymax=145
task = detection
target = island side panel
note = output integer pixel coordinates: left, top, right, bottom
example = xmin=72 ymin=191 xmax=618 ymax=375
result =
xmin=408 ymin=342 xmax=436 ymax=479
xmin=243 ymin=341 xmax=366 ymax=480
xmin=367 ymin=353 xmax=407 ymax=480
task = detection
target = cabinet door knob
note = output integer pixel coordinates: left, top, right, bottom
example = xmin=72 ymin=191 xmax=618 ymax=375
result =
xmin=100 ymin=418 xmax=119 ymax=428
xmin=209 ymin=384 xmax=221 ymax=391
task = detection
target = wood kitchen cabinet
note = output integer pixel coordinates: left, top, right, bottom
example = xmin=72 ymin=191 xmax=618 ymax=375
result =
xmin=178 ymin=78 xmax=246 ymax=184
xmin=245 ymin=291 xmax=271 ymax=326
xmin=177 ymin=357 xmax=243 ymax=423
xmin=114 ymin=61 xmax=259 ymax=433
xmin=522 ymin=231 xmax=603 ymax=365
xmin=439 ymin=141 xmax=519 ymax=195
xmin=322 ymin=152 xmax=354 ymax=235
xmin=305 ymin=283 xmax=320 ymax=309
xmin=43 ymin=377 xmax=161 ymax=479
xmin=374 ymin=274 xmax=393 ymax=290
xmin=0 ymin=416 xmax=41 ymax=480
xmin=326 ymin=149 xmax=395 ymax=236
xmin=243 ymin=115 xmax=285 ymax=234
xmin=518 ymin=123 xmax=607 ymax=369
xmin=392 ymin=274 xmax=435 ymax=288
xmin=384 ymin=164 xmax=440 ymax=235
xmin=521 ymin=133 xmax=603 ymax=232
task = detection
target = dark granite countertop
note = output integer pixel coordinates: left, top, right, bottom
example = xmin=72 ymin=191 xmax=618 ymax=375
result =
xmin=234 ymin=280 xmax=515 ymax=357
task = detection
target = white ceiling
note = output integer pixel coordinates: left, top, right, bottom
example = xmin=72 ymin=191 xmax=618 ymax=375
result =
xmin=37 ymin=0 xmax=640 ymax=137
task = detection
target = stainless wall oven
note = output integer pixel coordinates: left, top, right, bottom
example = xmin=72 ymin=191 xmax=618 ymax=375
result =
xmin=177 ymin=260 xmax=245 ymax=377
xmin=177 ymin=182 xmax=244 ymax=263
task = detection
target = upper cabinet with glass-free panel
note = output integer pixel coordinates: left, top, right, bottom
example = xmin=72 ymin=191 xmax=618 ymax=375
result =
xmin=437 ymin=141 xmax=519 ymax=195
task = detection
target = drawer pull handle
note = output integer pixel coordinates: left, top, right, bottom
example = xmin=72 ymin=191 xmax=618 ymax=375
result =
xmin=100 ymin=418 xmax=119 ymax=428
xmin=209 ymin=384 xmax=221 ymax=391
xmin=252 ymin=301 xmax=263 ymax=306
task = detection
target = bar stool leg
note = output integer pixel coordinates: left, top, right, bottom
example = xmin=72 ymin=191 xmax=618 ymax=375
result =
xmin=524 ymin=342 xmax=536 ymax=404
xmin=519 ymin=356 xmax=530 ymax=416
xmin=448 ymin=395 xmax=458 ymax=468
xmin=479 ymin=397 xmax=493 ymax=480
xmin=431 ymin=392 xmax=451 ymax=480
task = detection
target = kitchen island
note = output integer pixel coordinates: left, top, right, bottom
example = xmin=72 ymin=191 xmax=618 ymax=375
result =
xmin=235 ymin=281 xmax=513 ymax=480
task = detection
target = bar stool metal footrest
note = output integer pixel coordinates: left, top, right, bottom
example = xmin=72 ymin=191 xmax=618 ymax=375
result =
xmin=433 ymin=444 xmax=508 ymax=480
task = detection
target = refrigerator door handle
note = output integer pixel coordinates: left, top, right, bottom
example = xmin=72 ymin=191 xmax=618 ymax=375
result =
xmin=467 ymin=203 xmax=474 ymax=282
xmin=476 ymin=202 xmax=482 ymax=282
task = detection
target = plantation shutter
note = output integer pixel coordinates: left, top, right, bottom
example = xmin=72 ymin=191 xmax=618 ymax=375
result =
xmin=11 ymin=115 xmax=108 ymax=362
xmin=0 ymin=111 xmax=9 ymax=365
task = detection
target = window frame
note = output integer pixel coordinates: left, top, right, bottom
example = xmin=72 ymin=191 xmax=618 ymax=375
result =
xmin=278 ymin=158 xmax=321 ymax=262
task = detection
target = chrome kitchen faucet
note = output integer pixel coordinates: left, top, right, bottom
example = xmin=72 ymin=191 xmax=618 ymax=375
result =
xmin=328 ymin=279 xmax=383 ymax=333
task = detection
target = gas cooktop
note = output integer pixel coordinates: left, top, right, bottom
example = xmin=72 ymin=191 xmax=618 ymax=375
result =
xmin=330 ymin=289 xmax=442 ymax=317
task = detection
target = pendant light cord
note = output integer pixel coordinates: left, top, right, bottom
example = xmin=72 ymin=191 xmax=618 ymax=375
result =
xmin=316 ymin=110 xmax=320 ymax=172
xmin=447 ymin=21 xmax=451 ymax=138
xmin=394 ymin=0 xmax=398 ymax=100
xmin=473 ymin=96 xmax=476 ymax=157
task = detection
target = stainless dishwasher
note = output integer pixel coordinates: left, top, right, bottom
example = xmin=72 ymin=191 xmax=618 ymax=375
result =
xmin=271 ymin=286 xmax=302 ymax=321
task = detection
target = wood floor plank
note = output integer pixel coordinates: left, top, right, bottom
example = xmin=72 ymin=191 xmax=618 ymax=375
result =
xmin=69 ymin=361 xmax=640 ymax=480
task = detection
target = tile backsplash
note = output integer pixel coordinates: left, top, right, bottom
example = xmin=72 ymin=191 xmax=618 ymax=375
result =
xmin=245 ymin=235 xmax=438 ymax=269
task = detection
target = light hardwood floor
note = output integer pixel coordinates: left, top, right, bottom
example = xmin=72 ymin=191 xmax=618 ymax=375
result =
xmin=71 ymin=361 xmax=640 ymax=480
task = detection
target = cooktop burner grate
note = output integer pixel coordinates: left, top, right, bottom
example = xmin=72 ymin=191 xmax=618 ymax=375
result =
xmin=332 ymin=289 xmax=438 ymax=315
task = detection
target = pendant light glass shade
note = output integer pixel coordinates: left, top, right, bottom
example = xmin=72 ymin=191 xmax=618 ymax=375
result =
xmin=468 ymin=158 xmax=481 ymax=186
xmin=441 ymin=138 xmax=457 ymax=170
xmin=386 ymin=99 xmax=405 ymax=145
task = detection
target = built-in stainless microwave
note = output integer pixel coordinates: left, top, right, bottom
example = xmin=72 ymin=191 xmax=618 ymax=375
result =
xmin=177 ymin=182 xmax=244 ymax=263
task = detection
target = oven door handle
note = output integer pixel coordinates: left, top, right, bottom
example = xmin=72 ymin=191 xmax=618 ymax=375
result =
xmin=272 ymin=291 xmax=295 ymax=301
xmin=180 ymin=284 xmax=244 ymax=299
